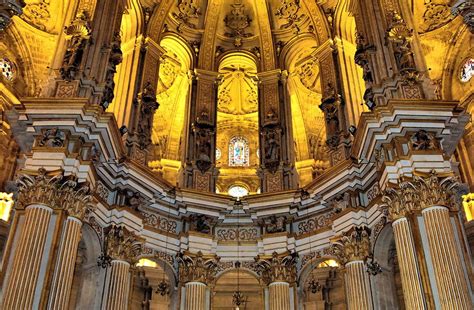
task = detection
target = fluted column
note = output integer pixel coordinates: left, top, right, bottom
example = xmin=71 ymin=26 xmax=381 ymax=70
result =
xmin=2 ymin=204 xmax=53 ymax=309
xmin=103 ymin=260 xmax=131 ymax=310
xmin=332 ymin=226 xmax=373 ymax=310
xmin=185 ymin=281 xmax=206 ymax=310
xmin=422 ymin=206 xmax=471 ymax=308
xmin=100 ymin=225 xmax=142 ymax=310
xmin=47 ymin=216 xmax=83 ymax=309
xmin=391 ymin=217 xmax=426 ymax=309
xmin=268 ymin=281 xmax=290 ymax=310
xmin=344 ymin=260 xmax=373 ymax=310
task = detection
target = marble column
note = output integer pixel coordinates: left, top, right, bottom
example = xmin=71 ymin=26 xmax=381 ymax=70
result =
xmin=2 ymin=204 xmax=53 ymax=309
xmin=47 ymin=216 xmax=83 ymax=309
xmin=391 ymin=217 xmax=426 ymax=309
xmin=422 ymin=206 xmax=471 ymax=308
xmin=185 ymin=281 xmax=207 ymax=310
xmin=103 ymin=260 xmax=132 ymax=310
xmin=344 ymin=260 xmax=373 ymax=310
xmin=268 ymin=281 xmax=291 ymax=310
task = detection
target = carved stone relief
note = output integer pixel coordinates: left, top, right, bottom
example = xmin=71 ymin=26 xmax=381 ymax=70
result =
xmin=224 ymin=0 xmax=253 ymax=47
xmin=275 ymin=0 xmax=305 ymax=33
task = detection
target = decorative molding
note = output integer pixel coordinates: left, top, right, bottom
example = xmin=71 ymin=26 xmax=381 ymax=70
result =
xmin=142 ymin=211 xmax=178 ymax=234
xmin=215 ymin=227 xmax=259 ymax=241
xmin=297 ymin=211 xmax=334 ymax=235
xmin=177 ymin=251 xmax=220 ymax=284
xmin=331 ymin=226 xmax=371 ymax=264
xmin=103 ymin=225 xmax=143 ymax=264
xmin=254 ymin=252 xmax=298 ymax=284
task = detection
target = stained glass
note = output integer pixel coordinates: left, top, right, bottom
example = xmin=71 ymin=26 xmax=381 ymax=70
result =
xmin=0 ymin=58 xmax=15 ymax=81
xmin=229 ymin=136 xmax=249 ymax=166
xmin=460 ymin=58 xmax=474 ymax=82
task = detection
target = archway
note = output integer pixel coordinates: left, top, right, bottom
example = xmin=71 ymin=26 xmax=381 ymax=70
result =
xmin=211 ymin=268 xmax=264 ymax=310
xmin=372 ymin=224 xmax=404 ymax=309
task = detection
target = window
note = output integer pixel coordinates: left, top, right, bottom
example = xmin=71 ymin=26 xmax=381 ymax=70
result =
xmin=317 ymin=259 xmax=340 ymax=268
xmin=216 ymin=148 xmax=221 ymax=160
xmin=229 ymin=136 xmax=249 ymax=166
xmin=0 ymin=58 xmax=15 ymax=81
xmin=228 ymin=185 xmax=249 ymax=198
xmin=460 ymin=58 xmax=474 ymax=83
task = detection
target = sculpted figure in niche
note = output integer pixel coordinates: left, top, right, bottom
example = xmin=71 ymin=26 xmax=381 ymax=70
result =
xmin=60 ymin=12 xmax=91 ymax=81
xmin=265 ymin=215 xmax=287 ymax=233
xmin=264 ymin=130 xmax=280 ymax=162
xmin=195 ymin=128 xmax=212 ymax=172
xmin=394 ymin=38 xmax=416 ymax=71
xmin=411 ymin=130 xmax=436 ymax=150
xmin=39 ymin=127 xmax=66 ymax=147
xmin=189 ymin=214 xmax=211 ymax=234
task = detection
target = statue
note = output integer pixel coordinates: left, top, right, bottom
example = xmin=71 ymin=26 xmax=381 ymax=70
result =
xmin=38 ymin=127 xmax=66 ymax=147
xmin=190 ymin=214 xmax=211 ymax=234
xmin=264 ymin=215 xmax=287 ymax=234
xmin=264 ymin=130 xmax=280 ymax=162
xmin=411 ymin=130 xmax=436 ymax=150
xmin=195 ymin=128 xmax=212 ymax=172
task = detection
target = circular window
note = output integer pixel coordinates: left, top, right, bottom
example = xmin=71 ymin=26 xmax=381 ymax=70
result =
xmin=0 ymin=58 xmax=15 ymax=81
xmin=228 ymin=185 xmax=249 ymax=198
xmin=460 ymin=58 xmax=474 ymax=83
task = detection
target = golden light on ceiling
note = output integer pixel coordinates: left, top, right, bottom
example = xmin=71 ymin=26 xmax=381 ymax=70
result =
xmin=463 ymin=193 xmax=474 ymax=222
xmin=136 ymin=258 xmax=158 ymax=268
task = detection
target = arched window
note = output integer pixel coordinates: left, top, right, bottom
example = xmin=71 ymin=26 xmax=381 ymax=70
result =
xmin=228 ymin=185 xmax=249 ymax=198
xmin=0 ymin=58 xmax=15 ymax=81
xmin=460 ymin=58 xmax=474 ymax=83
xmin=229 ymin=136 xmax=249 ymax=166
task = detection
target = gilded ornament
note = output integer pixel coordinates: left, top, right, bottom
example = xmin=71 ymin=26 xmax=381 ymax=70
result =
xmin=331 ymin=226 xmax=371 ymax=264
xmin=103 ymin=225 xmax=143 ymax=264
xmin=177 ymin=251 xmax=220 ymax=284
xmin=254 ymin=251 xmax=298 ymax=285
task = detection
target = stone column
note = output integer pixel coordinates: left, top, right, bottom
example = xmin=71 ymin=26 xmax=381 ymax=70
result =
xmin=332 ymin=227 xmax=373 ymax=310
xmin=391 ymin=217 xmax=426 ymax=309
xmin=422 ymin=206 xmax=471 ymax=308
xmin=184 ymin=282 xmax=207 ymax=310
xmin=101 ymin=225 xmax=143 ymax=310
xmin=2 ymin=204 xmax=53 ymax=309
xmin=255 ymin=252 xmax=297 ymax=310
xmin=177 ymin=251 xmax=220 ymax=310
xmin=47 ymin=217 xmax=83 ymax=309
xmin=268 ymin=281 xmax=291 ymax=310
xmin=2 ymin=168 xmax=94 ymax=309
xmin=344 ymin=260 xmax=373 ymax=310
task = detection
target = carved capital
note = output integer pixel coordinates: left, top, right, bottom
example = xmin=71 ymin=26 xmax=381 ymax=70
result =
xmin=382 ymin=170 xmax=462 ymax=220
xmin=177 ymin=251 xmax=220 ymax=284
xmin=104 ymin=225 xmax=143 ymax=264
xmin=16 ymin=168 xmax=94 ymax=220
xmin=331 ymin=226 xmax=371 ymax=264
xmin=254 ymin=251 xmax=298 ymax=285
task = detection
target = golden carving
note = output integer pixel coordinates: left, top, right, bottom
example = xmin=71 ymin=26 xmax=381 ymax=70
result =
xmin=103 ymin=225 xmax=143 ymax=263
xmin=177 ymin=251 xmax=220 ymax=284
xmin=331 ymin=226 xmax=371 ymax=264
xmin=16 ymin=168 xmax=94 ymax=220
xmin=254 ymin=252 xmax=298 ymax=285
xmin=382 ymin=171 xmax=462 ymax=221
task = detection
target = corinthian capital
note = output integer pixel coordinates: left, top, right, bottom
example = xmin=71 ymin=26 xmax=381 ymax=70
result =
xmin=177 ymin=251 xmax=220 ymax=284
xmin=382 ymin=170 xmax=463 ymax=220
xmin=104 ymin=225 xmax=143 ymax=264
xmin=331 ymin=226 xmax=371 ymax=264
xmin=16 ymin=168 xmax=95 ymax=220
xmin=254 ymin=251 xmax=298 ymax=285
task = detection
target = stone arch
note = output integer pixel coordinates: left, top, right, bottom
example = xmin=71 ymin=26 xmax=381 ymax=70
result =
xmin=372 ymin=223 xmax=403 ymax=309
xmin=68 ymin=222 xmax=105 ymax=309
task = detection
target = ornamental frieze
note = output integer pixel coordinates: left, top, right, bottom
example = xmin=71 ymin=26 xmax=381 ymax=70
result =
xmin=141 ymin=211 xmax=178 ymax=234
xmin=297 ymin=211 xmax=334 ymax=235
xmin=215 ymin=227 xmax=259 ymax=241
xmin=16 ymin=168 xmax=95 ymax=220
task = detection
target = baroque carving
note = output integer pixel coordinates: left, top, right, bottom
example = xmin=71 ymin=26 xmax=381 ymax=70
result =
xmin=224 ymin=0 xmax=253 ymax=47
xmin=37 ymin=127 xmax=66 ymax=147
xmin=410 ymin=130 xmax=437 ymax=151
xmin=215 ymin=227 xmax=259 ymax=241
xmin=261 ymin=215 xmax=287 ymax=234
xmin=100 ymin=32 xmax=123 ymax=110
xmin=254 ymin=252 xmax=298 ymax=285
xmin=141 ymin=211 xmax=178 ymax=234
xmin=21 ymin=0 xmax=52 ymax=32
xmin=420 ymin=1 xmax=454 ymax=33
xmin=354 ymin=33 xmax=375 ymax=84
xmin=452 ymin=0 xmax=474 ymax=32
xmin=297 ymin=211 xmax=334 ymax=235
xmin=137 ymin=82 xmax=159 ymax=150
xmin=382 ymin=171 xmax=462 ymax=221
xmin=319 ymin=83 xmax=342 ymax=149
xmin=275 ymin=0 xmax=305 ymax=33
xmin=331 ymin=226 xmax=371 ymax=264
xmin=0 ymin=0 xmax=25 ymax=31
xmin=60 ymin=11 xmax=91 ymax=81
xmin=103 ymin=225 xmax=143 ymax=263
xmin=193 ymin=125 xmax=214 ymax=173
xmin=189 ymin=214 xmax=213 ymax=234
xmin=261 ymin=126 xmax=281 ymax=173
xmin=16 ymin=168 xmax=94 ymax=220
xmin=172 ymin=0 xmax=201 ymax=31
xmin=177 ymin=251 xmax=220 ymax=284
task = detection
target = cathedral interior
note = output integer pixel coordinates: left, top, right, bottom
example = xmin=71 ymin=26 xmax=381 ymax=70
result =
xmin=0 ymin=0 xmax=473 ymax=309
